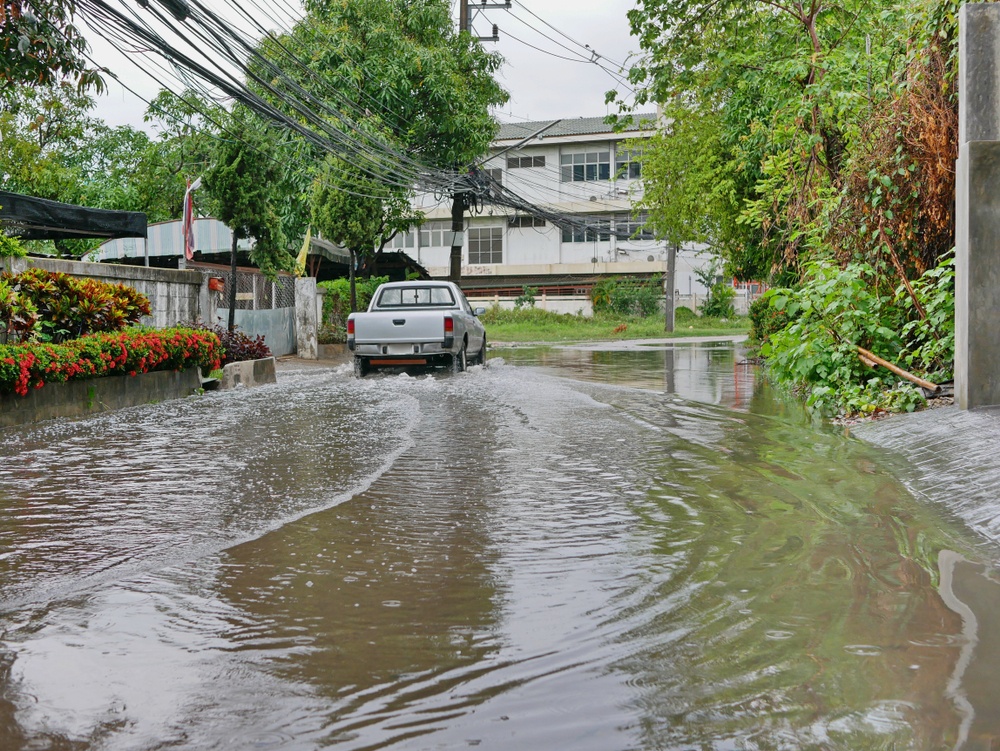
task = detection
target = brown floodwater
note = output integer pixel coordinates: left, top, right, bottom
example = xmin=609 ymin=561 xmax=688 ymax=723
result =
xmin=0 ymin=342 xmax=997 ymax=750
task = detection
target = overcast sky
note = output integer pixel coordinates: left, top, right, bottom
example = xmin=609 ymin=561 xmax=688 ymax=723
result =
xmin=85 ymin=1 xmax=646 ymax=131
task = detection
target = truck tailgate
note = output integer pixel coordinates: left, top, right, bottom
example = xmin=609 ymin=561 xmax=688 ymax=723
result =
xmin=354 ymin=311 xmax=445 ymax=346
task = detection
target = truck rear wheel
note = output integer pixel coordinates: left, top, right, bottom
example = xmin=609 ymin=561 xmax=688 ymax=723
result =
xmin=472 ymin=336 xmax=487 ymax=366
xmin=451 ymin=345 xmax=467 ymax=373
xmin=353 ymin=357 xmax=370 ymax=378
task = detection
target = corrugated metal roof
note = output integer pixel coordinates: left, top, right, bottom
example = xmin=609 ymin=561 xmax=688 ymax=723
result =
xmin=494 ymin=113 xmax=657 ymax=142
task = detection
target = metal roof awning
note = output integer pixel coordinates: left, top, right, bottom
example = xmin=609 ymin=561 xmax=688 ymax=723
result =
xmin=0 ymin=190 xmax=146 ymax=241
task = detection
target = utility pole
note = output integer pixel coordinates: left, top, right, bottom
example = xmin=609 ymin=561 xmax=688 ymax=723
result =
xmin=449 ymin=0 xmax=509 ymax=284
xmin=664 ymin=242 xmax=677 ymax=333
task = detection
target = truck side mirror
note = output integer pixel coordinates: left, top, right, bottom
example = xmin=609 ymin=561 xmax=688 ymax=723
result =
xmin=474 ymin=307 xmax=486 ymax=317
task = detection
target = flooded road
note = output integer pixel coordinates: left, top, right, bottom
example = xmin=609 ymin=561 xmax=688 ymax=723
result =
xmin=0 ymin=343 xmax=996 ymax=749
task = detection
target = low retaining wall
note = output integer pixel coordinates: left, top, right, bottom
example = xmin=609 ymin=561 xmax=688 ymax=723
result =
xmin=0 ymin=368 xmax=202 ymax=428
xmin=219 ymin=357 xmax=277 ymax=389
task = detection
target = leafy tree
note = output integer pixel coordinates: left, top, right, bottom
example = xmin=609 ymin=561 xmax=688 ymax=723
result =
xmin=617 ymin=0 xmax=904 ymax=280
xmin=0 ymin=0 xmax=103 ymax=93
xmin=202 ymin=108 xmax=290 ymax=330
xmin=311 ymin=152 xmax=420 ymax=312
xmin=257 ymin=0 xmax=507 ymax=287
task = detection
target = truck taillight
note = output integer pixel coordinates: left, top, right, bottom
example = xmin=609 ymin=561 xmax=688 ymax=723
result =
xmin=444 ymin=316 xmax=454 ymax=334
xmin=347 ymin=318 xmax=355 ymax=336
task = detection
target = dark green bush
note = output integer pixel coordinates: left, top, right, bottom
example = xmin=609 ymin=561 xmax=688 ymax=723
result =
xmin=674 ymin=306 xmax=696 ymax=322
xmin=318 ymin=276 xmax=388 ymax=341
xmin=590 ymin=276 xmax=662 ymax=317
xmin=748 ymin=294 xmax=792 ymax=343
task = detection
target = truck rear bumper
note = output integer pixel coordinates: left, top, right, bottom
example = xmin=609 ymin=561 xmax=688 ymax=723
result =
xmin=352 ymin=341 xmax=451 ymax=357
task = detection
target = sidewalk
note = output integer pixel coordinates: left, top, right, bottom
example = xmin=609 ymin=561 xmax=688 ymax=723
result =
xmin=854 ymin=406 xmax=1000 ymax=545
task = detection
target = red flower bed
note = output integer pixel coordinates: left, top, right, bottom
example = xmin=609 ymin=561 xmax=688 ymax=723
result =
xmin=0 ymin=327 xmax=222 ymax=397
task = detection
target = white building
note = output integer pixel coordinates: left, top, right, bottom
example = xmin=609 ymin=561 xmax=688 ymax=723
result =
xmin=389 ymin=115 xmax=730 ymax=313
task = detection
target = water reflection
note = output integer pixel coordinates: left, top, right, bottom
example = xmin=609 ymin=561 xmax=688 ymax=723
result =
xmin=494 ymin=341 xmax=757 ymax=408
xmin=0 ymin=349 xmax=995 ymax=749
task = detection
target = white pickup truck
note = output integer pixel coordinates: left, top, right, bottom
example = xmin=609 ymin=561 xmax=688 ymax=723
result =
xmin=346 ymin=280 xmax=487 ymax=377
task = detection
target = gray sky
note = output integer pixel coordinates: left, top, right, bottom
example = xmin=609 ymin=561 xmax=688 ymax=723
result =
xmin=86 ymin=1 xmax=645 ymax=130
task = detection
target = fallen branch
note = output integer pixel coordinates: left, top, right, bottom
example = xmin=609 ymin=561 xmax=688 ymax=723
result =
xmin=856 ymin=345 xmax=940 ymax=394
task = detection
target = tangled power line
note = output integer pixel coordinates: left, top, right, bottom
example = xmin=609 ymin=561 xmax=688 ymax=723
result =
xmin=63 ymin=0 xmax=644 ymax=236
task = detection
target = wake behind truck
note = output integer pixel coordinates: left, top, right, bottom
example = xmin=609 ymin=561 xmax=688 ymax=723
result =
xmin=346 ymin=281 xmax=487 ymax=377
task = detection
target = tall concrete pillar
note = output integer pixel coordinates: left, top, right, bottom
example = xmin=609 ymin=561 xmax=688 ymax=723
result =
xmin=956 ymin=4 xmax=1000 ymax=409
xmin=294 ymin=277 xmax=319 ymax=359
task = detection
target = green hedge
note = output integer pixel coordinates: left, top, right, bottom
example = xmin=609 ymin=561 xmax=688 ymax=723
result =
xmin=0 ymin=327 xmax=222 ymax=397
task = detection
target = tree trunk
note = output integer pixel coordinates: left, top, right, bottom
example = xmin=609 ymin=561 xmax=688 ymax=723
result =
xmin=227 ymin=229 xmax=239 ymax=332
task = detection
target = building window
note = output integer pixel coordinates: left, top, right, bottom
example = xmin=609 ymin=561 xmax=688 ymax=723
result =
xmin=487 ymin=168 xmax=502 ymax=184
xmin=614 ymin=213 xmax=654 ymax=240
xmin=508 ymin=216 xmax=546 ymax=229
xmin=506 ymin=155 xmax=545 ymax=169
xmin=615 ymin=147 xmax=642 ymax=180
xmin=468 ymin=227 xmax=503 ymax=264
xmin=562 ymin=217 xmax=611 ymax=243
xmin=390 ymin=230 xmax=416 ymax=249
xmin=560 ymin=151 xmax=611 ymax=182
xmin=418 ymin=220 xmax=451 ymax=248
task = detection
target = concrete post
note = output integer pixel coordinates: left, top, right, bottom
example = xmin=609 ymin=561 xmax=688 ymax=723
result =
xmin=294 ymin=277 xmax=319 ymax=359
xmin=956 ymin=4 xmax=1000 ymax=409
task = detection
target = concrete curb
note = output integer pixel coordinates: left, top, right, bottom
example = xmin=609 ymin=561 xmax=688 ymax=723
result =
xmin=219 ymin=357 xmax=278 ymax=389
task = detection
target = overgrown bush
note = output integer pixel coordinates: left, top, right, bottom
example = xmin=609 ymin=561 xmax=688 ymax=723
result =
xmin=1 ymin=268 xmax=151 ymax=344
xmin=674 ymin=306 xmax=696 ymax=322
xmin=479 ymin=305 xmax=583 ymax=327
xmin=700 ymin=281 xmax=736 ymax=318
xmin=188 ymin=321 xmax=271 ymax=365
xmin=590 ymin=276 xmax=662 ymax=317
xmin=0 ymin=327 xmax=222 ymax=397
xmin=0 ymin=223 xmax=26 ymax=259
xmin=317 ymin=275 xmax=388 ymax=342
xmin=515 ymin=286 xmax=537 ymax=309
xmin=748 ymin=295 xmax=792 ymax=344
xmin=760 ymin=258 xmax=954 ymax=416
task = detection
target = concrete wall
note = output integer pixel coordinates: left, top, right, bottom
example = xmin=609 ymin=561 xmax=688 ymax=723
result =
xmin=218 ymin=307 xmax=296 ymax=357
xmin=1 ymin=256 xmax=211 ymax=329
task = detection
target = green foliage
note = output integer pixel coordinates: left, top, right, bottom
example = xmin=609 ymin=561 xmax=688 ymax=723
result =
xmin=0 ymin=0 xmax=104 ymax=93
xmin=674 ymin=306 xmax=696 ymax=322
xmin=748 ymin=295 xmax=791 ymax=345
xmin=203 ymin=107 xmax=292 ymax=283
xmin=317 ymin=276 xmax=388 ymax=341
xmin=0 ymin=220 xmax=26 ymax=259
xmin=480 ymin=304 xmax=749 ymax=343
xmin=759 ymin=258 xmax=954 ymax=416
xmin=1 ymin=268 xmax=151 ymax=344
xmin=701 ymin=283 xmax=736 ymax=319
xmin=590 ymin=276 xmax=662 ymax=317
xmin=514 ymin=286 xmax=538 ymax=309
xmin=0 ymin=326 xmax=222 ymax=397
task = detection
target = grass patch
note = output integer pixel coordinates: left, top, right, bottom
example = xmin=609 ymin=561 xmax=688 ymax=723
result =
xmin=480 ymin=306 xmax=749 ymax=343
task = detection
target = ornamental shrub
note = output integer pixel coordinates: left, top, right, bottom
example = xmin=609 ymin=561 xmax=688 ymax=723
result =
xmin=0 ymin=327 xmax=222 ymax=397
xmin=188 ymin=321 xmax=271 ymax=365
xmin=1 ymin=268 xmax=152 ymax=343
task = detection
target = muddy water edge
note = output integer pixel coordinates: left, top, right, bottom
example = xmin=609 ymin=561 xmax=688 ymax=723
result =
xmin=0 ymin=342 xmax=994 ymax=750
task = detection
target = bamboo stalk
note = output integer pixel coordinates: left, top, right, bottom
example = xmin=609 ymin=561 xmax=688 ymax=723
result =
xmin=856 ymin=345 xmax=940 ymax=393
